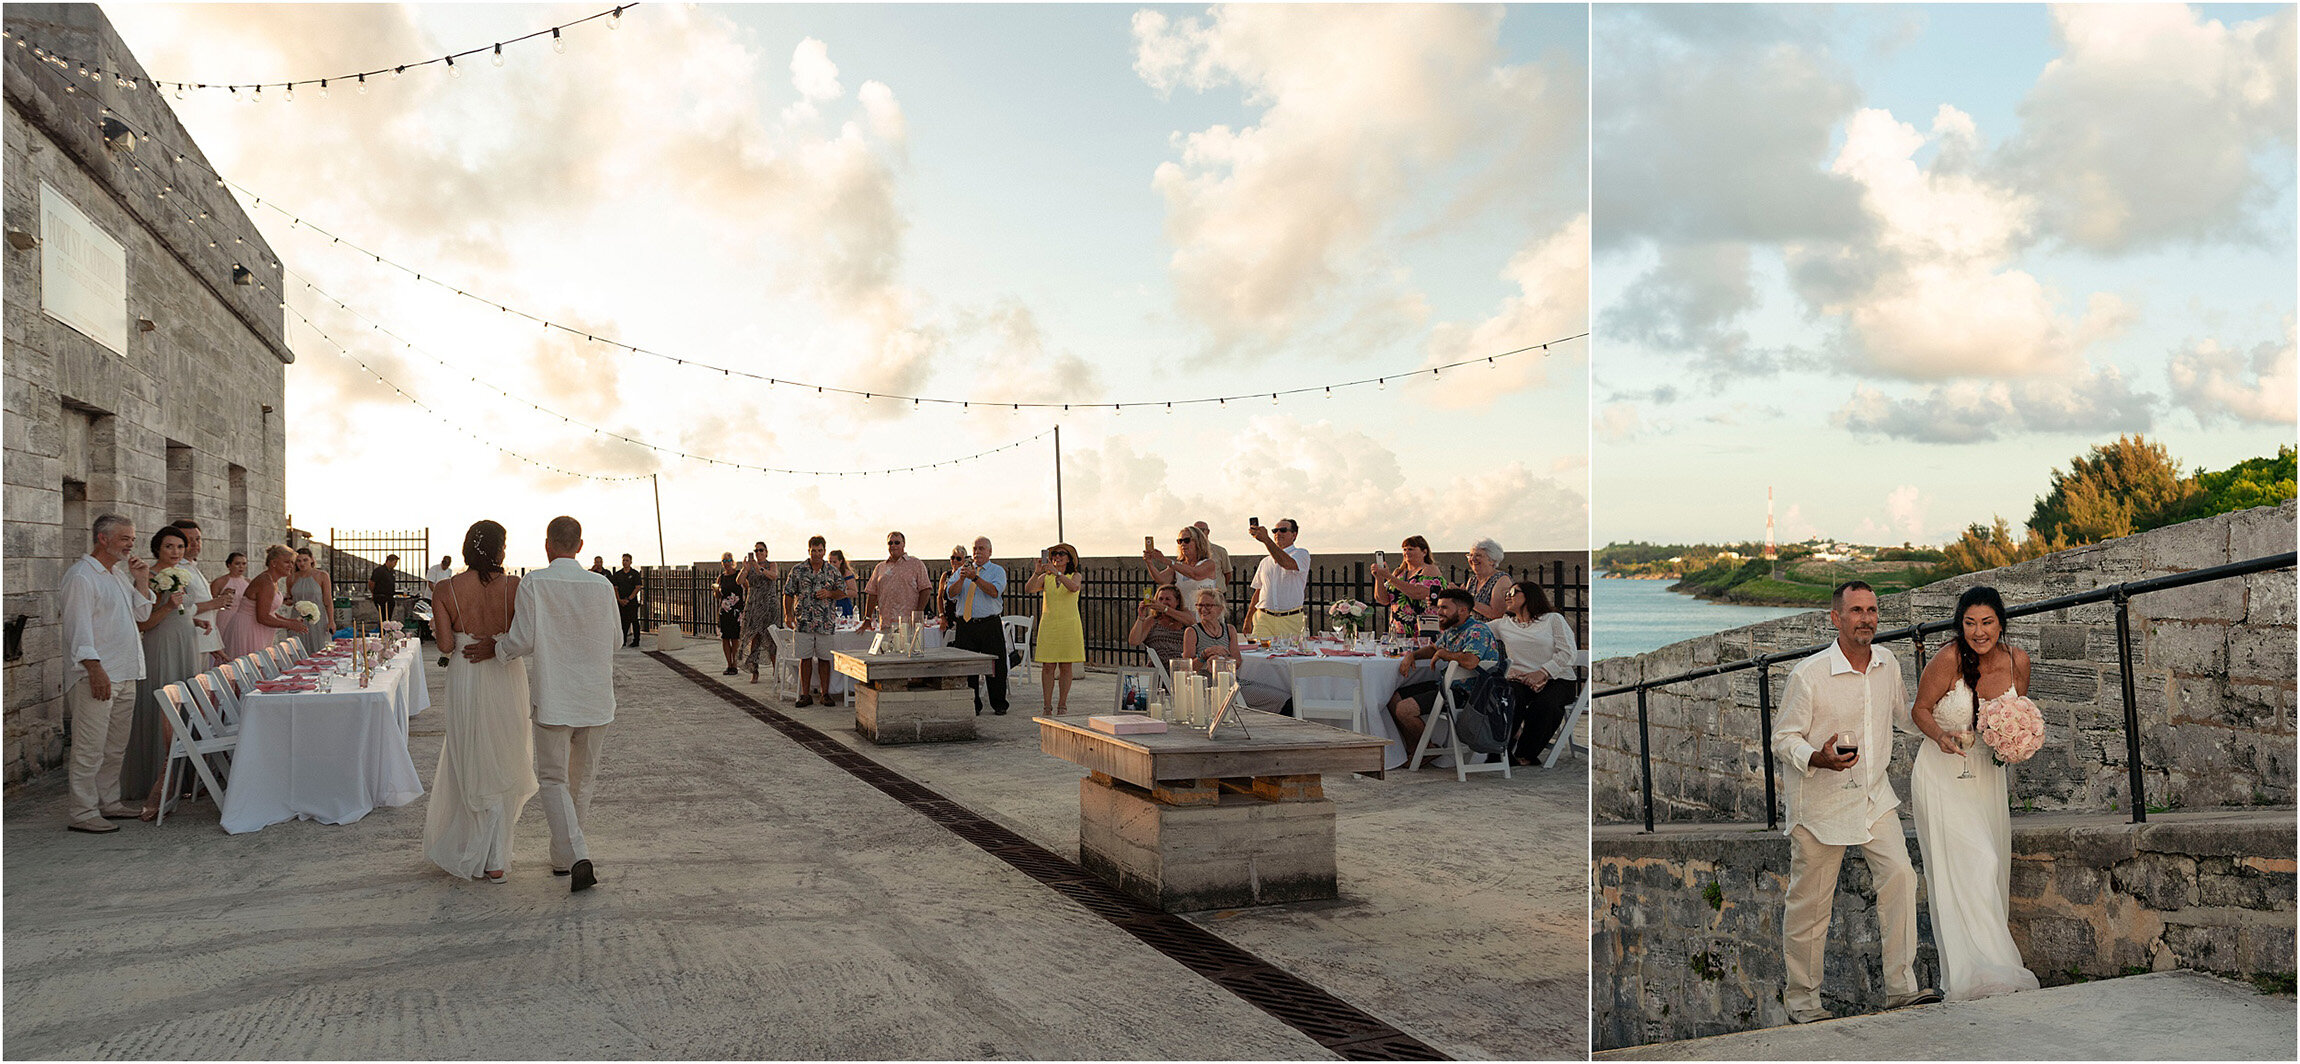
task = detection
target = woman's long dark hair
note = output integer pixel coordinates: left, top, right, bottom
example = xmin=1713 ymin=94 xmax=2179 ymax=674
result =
xmin=1510 ymin=578 xmax=1554 ymax=621
xmin=1953 ymin=585 xmax=2008 ymax=696
xmin=462 ymin=520 xmax=507 ymax=584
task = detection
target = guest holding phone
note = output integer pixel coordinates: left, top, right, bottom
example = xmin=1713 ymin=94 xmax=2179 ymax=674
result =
xmin=1027 ymin=544 xmax=1085 ymax=715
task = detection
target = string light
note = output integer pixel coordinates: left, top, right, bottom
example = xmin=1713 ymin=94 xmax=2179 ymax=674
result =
xmin=94 ymin=108 xmax=1588 ymax=415
xmin=6 ymin=6 xmax=632 ymax=98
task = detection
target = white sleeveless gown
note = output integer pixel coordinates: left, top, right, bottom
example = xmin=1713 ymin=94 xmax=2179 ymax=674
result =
xmin=1911 ymin=679 xmax=2041 ymax=1001
xmin=422 ymin=631 xmax=539 ymax=878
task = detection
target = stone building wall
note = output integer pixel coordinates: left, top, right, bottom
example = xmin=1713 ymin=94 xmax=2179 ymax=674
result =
xmin=1591 ymin=501 xmax=2297 ymax=826
xmin=2 ymin=5 xmax=288 ymax=783
xmin=1591 ymin=812 xmax=2296 ymax=1049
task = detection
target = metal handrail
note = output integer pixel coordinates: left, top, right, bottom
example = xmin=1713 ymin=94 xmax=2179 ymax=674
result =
xmin=1596 ymin=551 xmax=2296 ymax=832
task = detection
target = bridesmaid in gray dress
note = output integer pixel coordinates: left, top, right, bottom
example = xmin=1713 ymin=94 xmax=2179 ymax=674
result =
xmin=290 ymin=547 xmax=338 ymax=652
xmin=127 ymin=526 xmax=197 ymax=818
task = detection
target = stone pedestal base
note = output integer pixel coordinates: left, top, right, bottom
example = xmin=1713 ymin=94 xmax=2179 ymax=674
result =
xmin=856 ymin=678 xmax=977 ymax=744
xmin=1076 ymin=773 xmax=1337 ymax=912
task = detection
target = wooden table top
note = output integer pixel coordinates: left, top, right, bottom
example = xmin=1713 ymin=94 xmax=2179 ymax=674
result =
xmin=833 ymin=646 xmax=995 ymax=683
xmin=1038 ymin=710 xmax=1388 ymax=788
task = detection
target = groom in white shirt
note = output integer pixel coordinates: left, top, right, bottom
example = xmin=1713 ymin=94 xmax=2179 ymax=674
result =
xmin=466 ymin=515 xmax=619 ymax=892
xmin=1769 ymin=580 xmax=1938 ymax=1023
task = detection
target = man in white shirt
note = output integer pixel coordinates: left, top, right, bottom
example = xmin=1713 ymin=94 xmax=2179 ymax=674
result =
xmin=1769 ymin=580 xmax=1937 ymax=1022
xmin=464 ymin=515 xmax=618 ymax=892
xmin=1241 ymin=518 xmax=1310 ymax=639
xmin=424 ymin=555 xmax=454 ymax=590
xmin=60 ymin=514 xmax=155 ymax=832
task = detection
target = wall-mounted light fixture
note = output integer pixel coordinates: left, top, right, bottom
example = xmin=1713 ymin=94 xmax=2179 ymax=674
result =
xmin=231 ymin=264 xmax=254 ymax=286
xmin=98 ymin=116 xmax=135 ymax=153
xmin=137 ymin=318 xmax=156 ymax=333
xmin=5 ymin=230 xmax=38 ymax=251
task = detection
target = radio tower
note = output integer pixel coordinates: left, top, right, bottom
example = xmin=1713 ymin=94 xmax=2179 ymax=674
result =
xmin=1765 ymin=486 xmax=1778 ymax=575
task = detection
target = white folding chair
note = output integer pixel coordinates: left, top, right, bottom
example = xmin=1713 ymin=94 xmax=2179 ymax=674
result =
xmin=241 ymin=651 xmax=280 ymax=680
xmin=1288 ymin=659 xmax=1366 ymax=733
xmin=768 ymin=628 xmax=800 ymax=699
xmin=154 ymin=681 xmax=236 ymax=823
xmin=1543 ymin=649 xmax=1592 ymax=770
xmin=1407 ymin=662 xmax=1512 ymax=781
xmin=190 ymin=671 xmax=242 ymax=738
xmin=1002 ymin=616 xmax=1035 ymax=674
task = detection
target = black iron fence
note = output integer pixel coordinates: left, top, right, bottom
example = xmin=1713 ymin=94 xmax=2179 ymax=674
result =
xmin=643 ymin=554 xmax=1589 ymax=668
xmin=1596 ymin=551 xmax=2297 ymax=832
xmin=324 ymin=528 xmax=432 ymax=604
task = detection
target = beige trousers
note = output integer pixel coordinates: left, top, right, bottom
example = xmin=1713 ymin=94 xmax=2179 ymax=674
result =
xmin=1251 ymin=609 xmax=1307 ymax=639
xmin=66 ymin=677 xmax=139 ymax=824
xmin=1784 ymin=812 xmax=1919 ymax=1016
xmin=533 ymin=722 xmax=607 ymax=870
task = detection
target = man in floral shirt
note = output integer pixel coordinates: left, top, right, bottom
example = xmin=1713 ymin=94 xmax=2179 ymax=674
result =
xmin=780 ymin=535 xmax=845 ymax=707
xmin=1387 ymin=588 xmax=1503 ymax=755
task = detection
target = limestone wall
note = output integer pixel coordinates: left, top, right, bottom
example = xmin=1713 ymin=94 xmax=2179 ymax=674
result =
xmin=1592 ymin=501 xmax=2298 ymax=826
xmin=2 ymin=6 xmax=288 ymax=783
xmin=1591 ymin=812 xmax=2297 ymax=1049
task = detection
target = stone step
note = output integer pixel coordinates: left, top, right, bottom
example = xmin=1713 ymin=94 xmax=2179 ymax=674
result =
xmin=1596 ymin=970 xmax=2294 ymax=1061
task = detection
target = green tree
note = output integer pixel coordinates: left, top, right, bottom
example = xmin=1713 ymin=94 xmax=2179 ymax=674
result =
xmin=1937 ymin=517 xmax=2059 ymax=578
xmin=2027 ymin=435 xmax=2200 ymax=544
xmin=2171 ymin=446 xmax=2298 ymax=522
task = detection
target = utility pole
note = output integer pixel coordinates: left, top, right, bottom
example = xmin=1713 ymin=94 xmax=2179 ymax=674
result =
xmin=1053 ymin=424 xmax=1065 ymax=544
xmin=651 ymin=473 xmax=667 ymax=568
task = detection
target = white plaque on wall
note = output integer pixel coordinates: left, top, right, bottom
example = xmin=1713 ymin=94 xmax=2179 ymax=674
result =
xmin=39 ymin=182 xmax=128 ymax=355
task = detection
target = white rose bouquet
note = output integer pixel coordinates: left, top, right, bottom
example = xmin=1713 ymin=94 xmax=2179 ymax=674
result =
xmin=293 ymin=600 xmax=322 ymax=623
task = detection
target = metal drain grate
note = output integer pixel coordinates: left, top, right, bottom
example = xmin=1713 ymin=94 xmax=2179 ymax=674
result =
xmin=647 ymin=651 xmax=1449 ymax=1061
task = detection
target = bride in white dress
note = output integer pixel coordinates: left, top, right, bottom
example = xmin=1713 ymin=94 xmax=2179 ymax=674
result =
xmin=423 ymin=521 xmax=538 ymax=883
xmin=1908 ymin=585 xmax=2042 ymax=1001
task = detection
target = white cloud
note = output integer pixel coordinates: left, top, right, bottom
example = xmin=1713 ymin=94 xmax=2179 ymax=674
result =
xmin=790 ymin=38 xmax=844 ymax=101
xmin=1883 ymin=484 xmax=1926 ymax=542
xmin=1831 ymin=365 xmax=2157 ymax=443
xmin=2168 ymin=325 xmax=2299 ymax=427
xmin=1800 ymin=107 xmax=2133 ymax=379
xmin=1134 ymin=5 xmax=1579 ymax=353
xmin=1424 ymin=214 xmax=1588 ymax=406
xmin=1595 ymin=402 xmax=1643 ymax=442
xmin=2004 ymin=4 xmax=2298 ymax=252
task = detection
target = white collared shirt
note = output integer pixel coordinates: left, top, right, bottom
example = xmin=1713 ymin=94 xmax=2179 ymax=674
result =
xmin=1492 ymin=611 xmax=1578 ymax=679
xmin=1770 ymin=640 xmax=1907 ymax=845
xmin=1251 ymin=546 xmax=1312 ymax=611
xmin=61 ymin=554 xmax=155 ymax=688
xmin=496 ymin=557 xmax=620 ymax=727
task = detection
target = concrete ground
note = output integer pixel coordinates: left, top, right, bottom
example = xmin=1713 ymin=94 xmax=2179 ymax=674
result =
xmin=3 ymin=639 xmax=1588 ymax=1060
xmin=1596 ymin=970 xmax=2297 ymax=1061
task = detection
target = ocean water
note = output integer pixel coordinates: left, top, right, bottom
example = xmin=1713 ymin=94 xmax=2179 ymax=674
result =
xmin=1593 ymin=571 xmax=1815 ymax=660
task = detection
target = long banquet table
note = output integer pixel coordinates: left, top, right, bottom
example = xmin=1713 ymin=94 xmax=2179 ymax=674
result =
xmin=1237 ymin=649 xmax=1430 ymax=771
xmin=220 ymin=639 xmax=432 ymax=834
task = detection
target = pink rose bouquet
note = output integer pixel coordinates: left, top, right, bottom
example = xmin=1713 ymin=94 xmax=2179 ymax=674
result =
xmin=1976 ymin=693 xmax=2045 ymax=764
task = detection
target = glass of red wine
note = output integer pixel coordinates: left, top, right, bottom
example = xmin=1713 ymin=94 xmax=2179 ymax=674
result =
xmin=1836 ymin=733 xmax=1861 ymax=790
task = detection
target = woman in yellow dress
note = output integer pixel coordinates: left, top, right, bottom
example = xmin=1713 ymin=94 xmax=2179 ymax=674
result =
xmin=1027 ymin=543 xmax=1086 ymax=714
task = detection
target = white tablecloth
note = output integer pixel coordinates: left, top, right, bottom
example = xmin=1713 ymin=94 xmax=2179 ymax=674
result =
xmin=769 ymin=626 xmax=948 ymax=696
xmin=1239 ymin=651 xmax=1430 ymax=771
xmin=221 ymin=642 xmax=432 ymax=834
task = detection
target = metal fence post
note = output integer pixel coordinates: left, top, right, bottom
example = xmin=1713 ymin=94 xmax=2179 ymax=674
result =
xmin=2115 ymin=590 xmax=2145 ymax=825
xmin=1758 ymin=660 xmax=1777 ymax=833
xmin=1637 ymin=686 xmax=1655 ymax=834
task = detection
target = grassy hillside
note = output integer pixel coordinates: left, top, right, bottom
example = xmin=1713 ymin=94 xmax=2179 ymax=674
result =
xmin=1671 ymin=558 xmax=1936 ymax=607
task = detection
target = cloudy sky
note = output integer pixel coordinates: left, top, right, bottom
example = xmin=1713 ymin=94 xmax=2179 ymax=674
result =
xmin=1594 ymin=3 xmax=2296 ymax=546
xmin=102 ymin=3 xmax=1589 ymax=569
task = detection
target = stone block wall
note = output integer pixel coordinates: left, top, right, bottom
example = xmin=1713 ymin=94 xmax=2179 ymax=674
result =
xmin=1592 ymin=502 xmax=2298 ymax=826
xmin=1592 ymin=811 xmax=2296 ymax=1049
xmin=3 ymin=6 xmax=287 ymax=783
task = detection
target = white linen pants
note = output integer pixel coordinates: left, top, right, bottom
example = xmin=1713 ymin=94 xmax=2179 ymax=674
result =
xmin=66 ymin=677 xmax=139 ymax=824
xmin=533 ymin=722 xmax=606 ymax=870
xmin=1784 ymin=812 xmax=1919 ymax=1017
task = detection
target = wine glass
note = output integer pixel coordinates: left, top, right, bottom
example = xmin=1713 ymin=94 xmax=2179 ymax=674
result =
xmin=1836 ymin=732 xmax=1862 ymax=790
xmin=1956 ymin=730 xmax=1977 ymax=779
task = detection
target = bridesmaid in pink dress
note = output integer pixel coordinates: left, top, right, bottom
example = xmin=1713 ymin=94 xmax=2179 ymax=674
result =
xmin=222 ymin=545 xmax=307 ymax=658
xmin=209 ymin=552 xmax=251 ymax=666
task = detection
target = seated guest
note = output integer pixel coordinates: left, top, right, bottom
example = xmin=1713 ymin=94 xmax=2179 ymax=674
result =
xmin=1180 ymin=588 xmax=1291 ymax=715
xmin=1388 ymin=588 xmax=1503 ymax=756
xmin=1127 ymin=585 xmax=1195 ymax=673
xmin=1492 ymin=579 xmax=1578 ymax=766
xmin=1373 ymin=534 xmax=1444 ymax=636
xmin=1460 ymin=538 xmax=1511 ymax=620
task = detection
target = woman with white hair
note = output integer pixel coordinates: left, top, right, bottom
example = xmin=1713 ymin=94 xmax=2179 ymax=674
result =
xmin=1461 ymin=538 xmax=1510 ymax=621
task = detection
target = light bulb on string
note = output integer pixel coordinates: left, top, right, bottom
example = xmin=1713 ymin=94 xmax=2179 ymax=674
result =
xmin=446 ymin=56 xmax=459 ymax=78
xmin=357 ymin=74 xmax=368 ymax=93
xmin=392 ymin=65 xmax=405 ymax=80
xmin=609 ymin=6 xmax=623 ymax=29
xmin=318 ymin=79 xmax=328 ymax=99
xmin=552 ymin=28 xmax=565 ymax=53
xmin=283 ymin=84 xmax=294 ymax=103
xmin=492 ymin=44 xmax=504 ymax=67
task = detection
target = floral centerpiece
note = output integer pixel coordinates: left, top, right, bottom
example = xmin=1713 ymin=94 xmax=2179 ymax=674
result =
xmin=1326 ymin=598 xmax=1373 ymax=637
xmin=1976 ymin=693 xmax=2046 ymax=764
